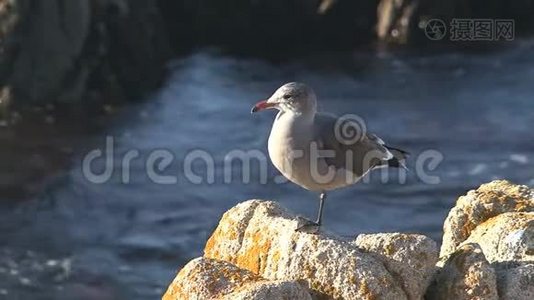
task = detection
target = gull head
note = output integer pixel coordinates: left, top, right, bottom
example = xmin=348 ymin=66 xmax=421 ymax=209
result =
xmin=251 ymin=82 xmax=317 ymax=116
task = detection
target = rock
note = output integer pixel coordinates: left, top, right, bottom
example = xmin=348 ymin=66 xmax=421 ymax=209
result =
xmin=354 ymin=233 xmax=438 ymax=300
xmin=223 ymin=280 xmax=312 ymax=300
xmin=0 ymin=0 xmax=28 ymax=78
xmin=163 ymin=257 xmax=311 ymax=300
xmin=376 ymin=0 xmax=419 ymax=44
xmin=440 ymin=180 xmax=533 ymax=258
xmin=376 ymin=0 xmax=461 ymax=44
xmin=10 ymin=0 xmax=90 ymax=102
xmin=426 ymin=243 xmax=498 ymax=300
xmin=460 ymin=212 xmax=534 ymax=263
xmin=0 ymin=0 xmax=170 ymax=106
xmin=457 ymin=212 xmax=534 ymax=300
xmin=164 ymin=181 xmax=533 ymax=299
xmin=91 ymin=0 xmax=171 ymax=101
xmin=159 ymin=0 xmax=376 ymax=51
xmin=205 ymin=200 xmax=418 ymax=299
xmin=495 ymin=263 xmax=534 ymax=300
xmin=437 ymin=180 xmax=534 ymax=300
xmin=163 ymin=257 xmax=259 ymax=300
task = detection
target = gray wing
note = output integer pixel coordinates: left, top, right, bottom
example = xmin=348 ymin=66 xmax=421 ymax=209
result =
xmin=313 ymin=113 xmax=394 ymax=177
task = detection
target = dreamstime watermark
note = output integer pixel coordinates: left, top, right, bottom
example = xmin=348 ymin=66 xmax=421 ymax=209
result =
xmin=81 ymin=114 xmax=444 ymax=186
xmin=423 ymin=18 xmax=514 ymax=41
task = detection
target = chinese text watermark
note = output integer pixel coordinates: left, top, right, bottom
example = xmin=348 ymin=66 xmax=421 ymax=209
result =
xmin=423 ymin=18 xmax=514 ymax=41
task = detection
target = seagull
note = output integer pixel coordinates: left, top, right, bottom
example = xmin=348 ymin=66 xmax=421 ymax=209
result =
xmin=251 ymin=82 xmax=408 ymax=231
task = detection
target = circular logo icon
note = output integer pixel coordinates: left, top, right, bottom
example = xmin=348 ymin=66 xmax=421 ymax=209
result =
xmin=424 ymin=19 xmax=447 ymax=41
xmin=334 ymin=114 xmax=367 ymax=145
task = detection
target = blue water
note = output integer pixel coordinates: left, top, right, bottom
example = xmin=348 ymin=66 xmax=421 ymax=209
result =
xmin=1 ymin=41 xmax=534 ymax=299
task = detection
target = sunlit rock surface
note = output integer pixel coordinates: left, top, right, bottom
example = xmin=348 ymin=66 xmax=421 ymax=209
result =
xmin=435 ymin=180 xmax=534 ymax=300
xmin=354 ymin=233 xmax=438 ymax=300
xmin=427 ymin=243 xmax=498 ymax=300
xmin=164 ymin=180 xmax=533 ymax=299
xmin=203 ymin=200 xmax=433 ymax=299
xmin=162 ymin=257 xmax=311 ymax=300
xmin=440 ymin=180 xmax=533 ymax=258
xmin=461 ymin=212 xmax=533 ymax=263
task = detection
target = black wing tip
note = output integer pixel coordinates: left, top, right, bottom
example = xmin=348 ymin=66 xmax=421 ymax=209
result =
xmin=385 ymin=145 xmax=410 ymax=157
xmin=385 ymin=145 xmax=409 ymax=170
xmin=386 ymin=157 xmax=409 ymax=170
xmin=387 ymin=158 xmax=400 ymax=168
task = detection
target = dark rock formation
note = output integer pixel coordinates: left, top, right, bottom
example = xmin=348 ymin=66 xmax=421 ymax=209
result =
xmin=0 ymin=0 xmax=171 ymax=107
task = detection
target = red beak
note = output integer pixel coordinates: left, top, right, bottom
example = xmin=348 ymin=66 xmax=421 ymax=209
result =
xmin=251 ymin=100 xmax=275 ymax=113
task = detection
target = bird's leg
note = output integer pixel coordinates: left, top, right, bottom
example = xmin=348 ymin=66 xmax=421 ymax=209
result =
xmin=296 ymin=192 xmax=326 ymax=233
xmin=315 ymin=192 xmax=326 ymax=225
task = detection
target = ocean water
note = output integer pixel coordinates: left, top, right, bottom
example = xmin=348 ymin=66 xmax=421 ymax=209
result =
xmin=1 ymin=41 xmax=534 ymax=299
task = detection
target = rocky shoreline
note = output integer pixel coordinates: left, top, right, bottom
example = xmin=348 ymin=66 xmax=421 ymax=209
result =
xmin=163 ymin=180 xmax=533 ymax=299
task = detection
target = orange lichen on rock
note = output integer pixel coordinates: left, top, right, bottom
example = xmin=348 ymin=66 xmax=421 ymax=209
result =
xmin=164 ymin=181 xmax=533 ymax=299
xmin=235 ymin=229 xmax=272 ymax=274
xmin=163 ymin=257 xmax=313 ymax=300
xmin=203 ymin=200 xmax=410 ymax=299
xmin=358 ymin=279 xmax=379 ymax=300
xmin=163 ymin=257 xmax=261 ymax=300
xmin=205 ymin=200 xmax=263 ymax=263
xmin=384 ymin=242 xmax=396 ymax=256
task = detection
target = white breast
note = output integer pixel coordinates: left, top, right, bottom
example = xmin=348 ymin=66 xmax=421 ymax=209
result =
xmin=267 ymin=112 xmax=327 ymax=191
xmin=267 ymin=112 xmax=300 ymax=180
xmin=267 ymin=111 xmax=366 ymax=192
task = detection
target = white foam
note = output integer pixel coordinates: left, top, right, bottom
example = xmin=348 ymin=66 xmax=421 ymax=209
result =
xmin=468 ymin=164 xmax=487 ymax=176
xmin=510 ymin=154 xmax=529 ymax=164
xmin=499 ymin=161 xmax=509 ymax=169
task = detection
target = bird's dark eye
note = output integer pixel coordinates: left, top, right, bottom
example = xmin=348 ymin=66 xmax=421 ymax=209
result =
xmin=283 ymin=94 xmax=291 ymax=100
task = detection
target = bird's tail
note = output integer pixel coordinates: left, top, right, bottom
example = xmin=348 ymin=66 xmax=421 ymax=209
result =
xmin=385 ymin=146 xmax=409 ymax=170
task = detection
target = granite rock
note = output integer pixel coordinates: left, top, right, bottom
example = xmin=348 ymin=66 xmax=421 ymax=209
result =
xmin=163 ymin=257 xmax=311 ymax=300
xmin=354 ymin=233 xmax=438 ymax=300
xmin=440 ymin=180 xmax=533 ymax=258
